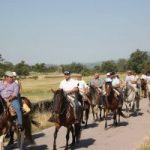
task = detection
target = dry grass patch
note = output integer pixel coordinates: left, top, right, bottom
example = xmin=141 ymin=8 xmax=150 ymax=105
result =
xmin=137 ymin=136 xmax=150 ymax=150
xmin=32 ymin=112 xmax=54 ymax=132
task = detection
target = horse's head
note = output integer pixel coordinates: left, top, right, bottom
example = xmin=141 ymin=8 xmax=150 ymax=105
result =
xmin=88 ymin=85 xmax=102 ymax=105
xmin=51 ymin=89 xmax=66 ymax=115
xmin=105 ymin=82 xmax=113 ymax=96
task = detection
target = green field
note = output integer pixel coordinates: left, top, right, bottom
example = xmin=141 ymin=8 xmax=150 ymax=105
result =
xmin=21 ymin=74 xmax=92 ymax=102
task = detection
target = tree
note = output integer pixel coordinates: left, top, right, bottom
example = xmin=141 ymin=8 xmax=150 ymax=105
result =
xmin=14 ymin=61 xmax=30 ymax=76
xmin=127 ymin=49 xmax=148 ymax=73
xmin=100 ymin=60 xmax=118 ymax=73
xmin=117 ymin=59 xmax=128 ymax=72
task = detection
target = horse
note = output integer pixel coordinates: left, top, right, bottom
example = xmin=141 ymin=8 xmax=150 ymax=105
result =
xmin=141 ymin=78 xmax=147 ymax=98
xmin=87 ymin=85 xmax=104 ymax=121
xmin=147 ymin=83 xmax=150 ymax=109
xmin=80 ymin=93 xmax=91 ymax=128
xmin=104 ymin=82 xmax=127 ymax=129
xmin=0 ymin=96 xmax=40 ymax=150
xmin=49 ymin=89 xmax=82 ymax=150
xmin=123 ymin=84 xmax=140 ymax=116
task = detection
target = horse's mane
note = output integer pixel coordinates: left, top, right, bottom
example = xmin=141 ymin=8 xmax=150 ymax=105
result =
xmin=90 ymin=85 xmax=98 ymax=96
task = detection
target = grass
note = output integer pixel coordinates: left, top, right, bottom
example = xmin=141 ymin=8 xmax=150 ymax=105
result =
xmin=137 ymin=136 xmax=150 ymax=150
xmin=32 ymin=112 xmax=54 ymax=132
xmin=21 ymin=74 xmax=92 ymax=102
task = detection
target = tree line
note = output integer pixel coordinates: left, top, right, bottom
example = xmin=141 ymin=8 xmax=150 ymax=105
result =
xmin=0 ymin=49 xmax=150 ymax=77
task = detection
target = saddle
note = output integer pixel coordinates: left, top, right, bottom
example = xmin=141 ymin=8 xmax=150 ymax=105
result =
xmin=9 ymin=100 xmax=31 ymax=117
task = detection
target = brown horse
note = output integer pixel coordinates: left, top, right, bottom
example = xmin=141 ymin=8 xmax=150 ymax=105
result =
xmin=81 ymin=93 xmax=91 ymax=128
xmin=141 ymin=78 xmax=147 ymax=98
xmin=104 ymin=82 xmax=127 ymax=129
xmin=49 ymin=89 xmax=82 ymax=150
xmin=0 ymin=96 xmax=40 ymax=150
xmin=87 ymin=85 xmax=104 ymax=121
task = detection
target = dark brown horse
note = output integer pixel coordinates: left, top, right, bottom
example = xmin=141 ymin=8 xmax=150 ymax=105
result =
xmin=87 ymin=85 xmax=104 ymax=121
xmin=49 ymin=89 xmax=82 ymax=150
xmin=104 ymin=82 xmax=127 ymax=129
xmin=0 ymin=96 xmax=40 ymax=150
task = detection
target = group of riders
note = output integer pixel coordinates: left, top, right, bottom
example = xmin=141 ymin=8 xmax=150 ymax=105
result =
xmin=52 ymin=70 xmax=150 ymax=124
xmin=0 ymin=70 xmax=150 ymax=148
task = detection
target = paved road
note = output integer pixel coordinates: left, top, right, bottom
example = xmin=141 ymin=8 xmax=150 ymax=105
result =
xmin=12 ymin=98 xmax=150 ymax=150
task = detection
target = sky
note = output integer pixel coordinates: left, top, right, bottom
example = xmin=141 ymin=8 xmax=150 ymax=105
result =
xmin=0 ymin=0 xmax=150 ymax=65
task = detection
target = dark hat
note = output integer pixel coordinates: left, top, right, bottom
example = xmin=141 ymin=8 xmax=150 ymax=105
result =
xmin=64 ymin=71 xmax=71 ymax=75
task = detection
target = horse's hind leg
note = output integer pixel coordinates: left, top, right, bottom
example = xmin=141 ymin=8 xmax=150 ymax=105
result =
xmin=91 ymin=106 xmax=95 ymax=121
xmin=85 ymin=108 xmax=89 ymax=128
xmin=24 ymin=115 xmax=35 ymax=145
xmin=53 ymin=126 xmax=60 ymax=150
xmin=70 ymin=126 xmax=75 ymax=145
xmin=65 ymin=128 xmax=70 ymax=150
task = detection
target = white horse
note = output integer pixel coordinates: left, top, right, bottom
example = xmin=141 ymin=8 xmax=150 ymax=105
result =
xmin=124 ymin=84 xmax=138 ymax=116
xmin=147 ymin=83 xmax=150 ymax=112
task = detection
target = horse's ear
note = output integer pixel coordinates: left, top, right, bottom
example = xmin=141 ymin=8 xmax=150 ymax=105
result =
xmin=51 ymin=89 xmax=56 ymax=93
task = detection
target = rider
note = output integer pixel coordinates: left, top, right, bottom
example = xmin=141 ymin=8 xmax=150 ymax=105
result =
xmin=90 ymin=73 xmax=105 ymax=106
xmin=59 ymin=71 xmax=80 ymax=123
xmin=76 ymin=74 xmax=91 ymax=105
xmin=111 ymin=72 xmax=123 ymax=107
xmin=90 ymin=73 xmax=104 ymax=91
xmin=125 ymin=70 xmax=138 ymax=98
xmin=0 ymin=71 xmax=23 ymax=130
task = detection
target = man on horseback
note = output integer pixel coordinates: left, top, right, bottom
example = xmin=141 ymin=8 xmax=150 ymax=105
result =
xmin=59 ymin=71 xmax=80 ymax=123
xmin=0 ymin=71 xmax=23 ymax=131
xmin=111 ymin=73 xmax=123 ymax=107
xmin=76 ymin=74 xmax=90 ymax=104
xmin=90 ymin=73 xmax=105 ymax=108
xmin=90 ymin=73 xmax=104 ymax=90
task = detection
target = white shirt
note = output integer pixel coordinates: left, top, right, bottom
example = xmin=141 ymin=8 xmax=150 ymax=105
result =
xmin=141 ymin=74 xmax=147 ymax=80
xmin=146 ymin=76 xmax=150 ymax=82
xmin=59 ymin=78 xmax=78 ymax=91
xmin=105 ymin=77 xmax=112 ymax=83
xmin=125 ymin=75 xmax=135 ymax=85
xmin=112 ymin=77 xmax=120 ymax=87
xmin=77 ymin=80 xmax=88 ymax=90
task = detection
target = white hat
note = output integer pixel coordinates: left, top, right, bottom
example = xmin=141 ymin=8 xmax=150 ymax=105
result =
xmin=12 ymin=72 xmax=17 ymax=76
xmin=106 ymin=72 xmax=110 ymax=76
xmin=5 ymin=71 xmax=14 ymax=77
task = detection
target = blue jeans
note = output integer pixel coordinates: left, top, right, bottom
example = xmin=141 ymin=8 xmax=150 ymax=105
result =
xmin=11 ymin=99 xmax=22 ymax=125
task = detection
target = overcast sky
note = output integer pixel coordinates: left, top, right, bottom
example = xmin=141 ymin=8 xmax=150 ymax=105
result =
xmin=0 ymin=0 xmax=150 ymax=64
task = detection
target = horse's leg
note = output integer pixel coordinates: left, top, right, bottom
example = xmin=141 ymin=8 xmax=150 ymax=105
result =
xmin=65 ymin=128 xmax=70 ymax=150
xmin=70 ymin=126 xmax=75 ymax=145
xmin=0 ymin=135 xmax=5 ymax=150
xmin=105 ymin=109 xmax=108 ymax=129
xmin=53 ymin=126 xmax=60 ymax=150
xmin=85 ymin=108 xmax=89 ymax=128
xmin=91 ymin=105 xmax=95 ymax=121
xmin=17 ymin=129 xmax=25 ymax=150
xmin=113 ymin=111 xmax=117 ymax=127
xmin=24 ymin=115 xmax=35 ymax=145
xmin=7 ymin=128 xmax=14 ymax=146
xmin=117 ymin=108 xmax=121 ymax=123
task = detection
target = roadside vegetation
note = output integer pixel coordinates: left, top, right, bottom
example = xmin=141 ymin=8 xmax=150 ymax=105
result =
xmin=0 ymin=49 xmax=150 ymax=147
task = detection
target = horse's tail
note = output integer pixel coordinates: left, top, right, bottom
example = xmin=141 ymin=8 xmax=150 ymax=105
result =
xmin=75 ymin=123 xmax=81 ymax=142
xmin=31 ymin=119 xmax=41 ymax=127
xmin=118 ymin=108 xmax=129 ymax=118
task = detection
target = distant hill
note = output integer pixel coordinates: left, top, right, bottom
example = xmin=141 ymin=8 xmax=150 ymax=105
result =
xmin=82 ymin=61 xmax=102 ymax=68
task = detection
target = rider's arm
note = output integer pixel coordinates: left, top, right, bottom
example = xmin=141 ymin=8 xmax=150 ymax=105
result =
xmin=7 ymin=83 xmax=19 ymax=102
xmin=66 ymin=87 xmax=79 ymax=94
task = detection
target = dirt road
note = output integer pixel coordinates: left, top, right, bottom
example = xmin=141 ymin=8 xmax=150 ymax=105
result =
xmin=14 ymin=98 xmax=150 ymax=150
